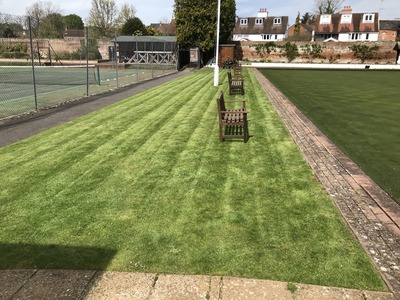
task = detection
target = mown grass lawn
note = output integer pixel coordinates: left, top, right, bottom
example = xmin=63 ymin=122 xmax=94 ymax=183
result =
xmin=259 ymin=69 xmax=400 ymax=204
xmin=0 ymin=68 xmax=386 ymax=290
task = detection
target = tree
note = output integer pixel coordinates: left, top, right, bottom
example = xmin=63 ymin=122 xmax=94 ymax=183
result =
xmin=64 ymin=14 xmax=84 ymax=30
xmin=25 ymin=1 xmax=61 ymax=37
xmin=116 ymin=3 xmax=137 ymax=28
xmin=253 ymin=42 xmax=276 ymax=60
xmin=38 ymin=13 xmax=65 ymax=38
xmin=301 ymin=12 xmax=316 ymax=25
xmin=301 ymin=44 xmax=324 ymax=62
xmin=349 ymin=44 xmax=380 ymax=63
xmin=278 ymin=42 xmax=299 ymax=62
xmin=294 ymin=12 xmax=301 ymax=35
xmin=146 ymin=26 xmax=161 ymax=36
xmin=174 ymin=0 xmax=236 ymax=52
xmin=120 ymin=17 xmax=148 ymax=36
xmin=88 ymin=0 xmax=118 ymax=37
xmin=314 ymin=0 xmax=344 ymax=14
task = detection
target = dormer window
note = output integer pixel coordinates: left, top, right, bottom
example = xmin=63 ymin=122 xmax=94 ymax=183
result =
xmin=273 ymin=18 xmax=282 ymax=25
xmin=320 ymin=14 xmax=331 ymax=24
xmin=255 ymin=18 xmax=263 ymax=26
xmin=240 ymin=18 xmax=248 ymax=26
xmin=341 ymin=14 xmax=352 ymax=24
xmin=363 ymin=14 xmax=374 ymax=23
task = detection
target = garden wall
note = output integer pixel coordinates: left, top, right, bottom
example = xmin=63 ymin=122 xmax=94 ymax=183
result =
xmin=1 ymin=38 xmax=398 ymax=65
xmin=239 ymin=41 xmax=398 ymax=64
xmin=0 ymin=37 xmax=113 ymax=62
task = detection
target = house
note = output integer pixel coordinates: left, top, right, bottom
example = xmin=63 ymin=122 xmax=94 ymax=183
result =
xmin=379 ymin=20 xmax=400 ymax=41
xmin=148 ymin=19 xmax=176 ymax=36
xmin=287 ymin=23 xmax=314 ymax=41
xmin=313 ymin=6 xmax=379 ymax=42
xmin=232 ymin=8 xmax=288 ymax=42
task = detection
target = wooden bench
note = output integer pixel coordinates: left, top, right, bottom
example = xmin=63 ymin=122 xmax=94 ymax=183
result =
xmin=227 ymin=71 xmax=244 ymax=95
xmin=233 ymin=66 xmax=243 ymax=77
xmin=216 ymin=91 xmax=249 ymax=143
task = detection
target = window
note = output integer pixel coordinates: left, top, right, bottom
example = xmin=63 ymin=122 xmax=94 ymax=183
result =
xmin=255 ymin=18 xmax=263 ymax=26
xmin=273 ymin=18 xmax=282 ymax=25
xmin=341 ymin=14 xmax=352 ymax=24
xmin=240 ymin=18 xmax=248 ymax=26
xmin=350 ymin=33 xmax=361 ymax=40
xmin=363 ymin=14 xmax=374 ymax=23
xmin=262 ymin=34 xmax=271 ymax=40
xmin=320 ymin=14 xmax=331 ymax=24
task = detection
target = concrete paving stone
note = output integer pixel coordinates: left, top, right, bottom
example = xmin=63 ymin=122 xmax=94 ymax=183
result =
xmin=294 ymin=284 xmax=363 ymax=300
xmin=149 ymin=274 xmax=211 ymax=300
xmin=219 ymin=277 xmax=294 ymax=300
xmin=0 ymin=269 xmax=36 ymax=299
xmin=11 ymin=269 xmax=96 ymax=299
xmin=85 ymin=271 xmax=156 ymax=300
xmin=363 ymin=291 xmax=395 ymax=300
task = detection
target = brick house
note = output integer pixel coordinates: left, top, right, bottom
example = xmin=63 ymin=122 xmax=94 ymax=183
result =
xmin=149 ymin=19 xmax=176 ymax=36
xmin=232 ymin=8 xmax=288 ymax=42
xmin=313 ymin=6 xmax=379 ymax=42
xmin=379 ymin=20 xmax=400 ymax=41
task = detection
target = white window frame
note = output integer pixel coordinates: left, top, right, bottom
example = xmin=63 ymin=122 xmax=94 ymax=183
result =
xmin=341 ymin=14 xmax=352 ymax=24
xmin=255 ymin=18 xmax=263 ymax=26
xmin=363 ymin=14 xmax=374 ymax=23
xmin=273 ymin=18 xmax=282 ymax=25
xmin=240 ymin=18 xmax=248 ymax=26
xmin=320 ymin=14 xmax=331 ymax=24
xmin=350 ymin=33 xmax=361 ymax=40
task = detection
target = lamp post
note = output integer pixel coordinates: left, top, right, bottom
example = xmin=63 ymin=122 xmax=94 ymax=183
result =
xmin=213 ymin=0 xmax=221 ymax=87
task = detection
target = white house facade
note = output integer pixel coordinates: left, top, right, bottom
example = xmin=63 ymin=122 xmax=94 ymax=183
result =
xmin=232 ymin=9 xmax=288 ymax=42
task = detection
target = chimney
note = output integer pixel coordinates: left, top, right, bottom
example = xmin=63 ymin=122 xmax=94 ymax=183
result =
xmin=257 ymin=8 xmax=268 ymax=18
xmin=341 ymin=5 xmax=352 ymax=14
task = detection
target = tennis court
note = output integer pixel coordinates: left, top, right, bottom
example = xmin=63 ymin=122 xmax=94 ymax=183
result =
xmin=0 ymin=64 xmax=175 ymax=119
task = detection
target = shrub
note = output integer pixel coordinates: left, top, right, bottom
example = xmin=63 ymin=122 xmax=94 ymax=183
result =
xmin=278 ymin=42 xmax=299 ymax=62
xmin=349 ymin=44 xmax=380 ymax=63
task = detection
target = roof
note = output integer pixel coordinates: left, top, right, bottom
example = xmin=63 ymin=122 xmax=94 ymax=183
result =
xmin=116 ymin=36 xmax=176 ymax=43
xmin=149 ymin=19 xmax=176 ymax=36
xmin=380 ymin=20 xmax=400 ymax=31
xmin=314 ymin=13 xmax=379 ymax=34
xmin=233 ymin=16 xmax=289 ymax=35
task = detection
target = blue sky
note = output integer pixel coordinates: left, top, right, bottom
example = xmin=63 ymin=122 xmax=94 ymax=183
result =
xmin=1 ymin=0 xmax=399 ymax=25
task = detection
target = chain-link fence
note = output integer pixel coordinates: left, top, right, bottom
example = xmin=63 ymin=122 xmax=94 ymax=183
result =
xmin=0 ymin=13 xmax=177 ymax=120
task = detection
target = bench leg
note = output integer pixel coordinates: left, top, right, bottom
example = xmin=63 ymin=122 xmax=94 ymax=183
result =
xmin=244 ymin=123 xmax=249 ymax=143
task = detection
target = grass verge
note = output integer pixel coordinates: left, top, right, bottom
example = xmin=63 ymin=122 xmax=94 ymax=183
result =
xmin=0 ymin=68 xmax=386 ymax=290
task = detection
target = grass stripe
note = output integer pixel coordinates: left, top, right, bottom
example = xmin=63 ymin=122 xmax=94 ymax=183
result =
xmin=0 ymin=68 xmax=386 ymax=291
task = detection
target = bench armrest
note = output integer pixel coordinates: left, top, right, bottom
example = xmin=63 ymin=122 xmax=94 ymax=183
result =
xmin=220 ymin=109 xmax=247 ymax=114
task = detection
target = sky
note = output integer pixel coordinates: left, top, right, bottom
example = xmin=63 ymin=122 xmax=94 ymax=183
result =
xmin=0 ymin=0 xmax=399 ymax=26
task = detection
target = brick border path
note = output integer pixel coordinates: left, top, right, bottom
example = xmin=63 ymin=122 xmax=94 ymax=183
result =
xmin=252 ymin=68 xmax=400 ymax=296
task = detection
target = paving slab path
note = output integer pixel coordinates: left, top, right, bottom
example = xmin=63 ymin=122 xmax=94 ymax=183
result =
xmin=0 ymin=69 xmax=398 ymax=299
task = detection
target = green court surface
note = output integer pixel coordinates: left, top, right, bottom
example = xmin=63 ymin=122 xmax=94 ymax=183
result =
xmin=259 ymin=68 xmax=400 ymax=203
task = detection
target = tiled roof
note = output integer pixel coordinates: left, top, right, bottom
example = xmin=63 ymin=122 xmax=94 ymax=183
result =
xmin=314 ymin=13 xmax=379 ymax=33
xmin=233 ymin=16 xmax=288 ymax=35
xmin=149 ymin=19 xmax=176 ymax=36
xmin=380 ymin=20 xmax=400 ymax=31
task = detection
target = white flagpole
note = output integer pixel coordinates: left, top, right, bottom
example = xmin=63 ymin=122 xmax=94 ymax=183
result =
xmin=213 ymin=0 xmax=221 ymax=87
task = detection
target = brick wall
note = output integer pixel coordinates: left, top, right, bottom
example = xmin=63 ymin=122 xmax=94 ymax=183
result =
xmin=239 ymin=41 xmax=398 ymax=64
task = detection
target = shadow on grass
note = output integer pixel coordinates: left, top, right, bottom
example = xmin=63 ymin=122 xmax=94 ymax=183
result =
xmin=0 ymin=243 xmax=117 ymax=270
